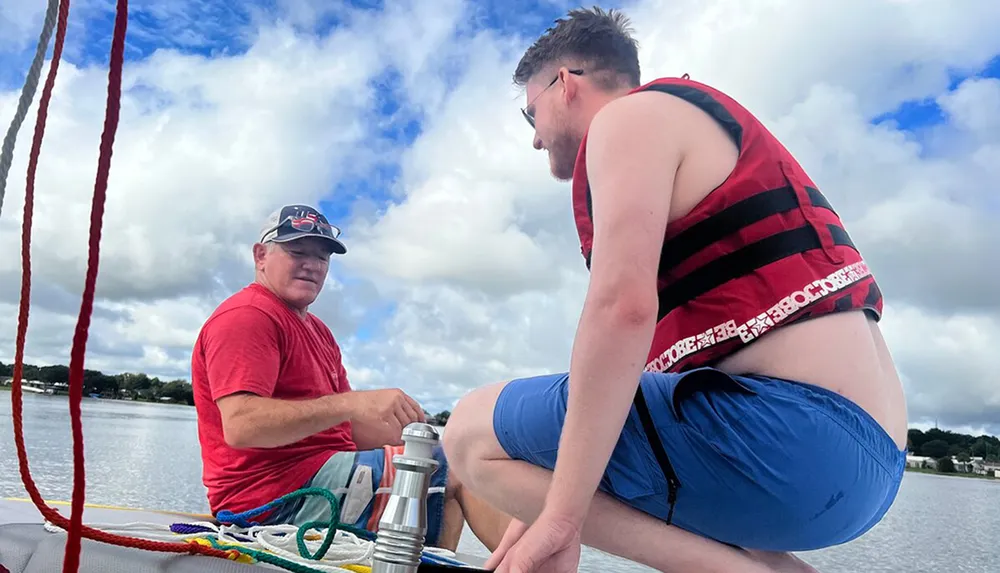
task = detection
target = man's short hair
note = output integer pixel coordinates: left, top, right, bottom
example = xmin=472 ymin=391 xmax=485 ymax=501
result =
xmin=513 ymin=7 xmax=641 ymax=91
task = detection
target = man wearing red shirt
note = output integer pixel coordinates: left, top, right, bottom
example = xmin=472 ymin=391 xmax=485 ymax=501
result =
xmin=191 ymin=204 xmax=509 ymax=552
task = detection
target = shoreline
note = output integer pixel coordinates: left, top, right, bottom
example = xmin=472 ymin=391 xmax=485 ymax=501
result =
xmin=0 ymin=386 xmax=192 ymax=406
xmin=905 ymin=466 xmax=997 ymax=482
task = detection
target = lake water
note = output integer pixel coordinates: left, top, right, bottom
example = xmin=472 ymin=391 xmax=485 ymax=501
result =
xmin=1 ymin=391 xmax=997 ymax=572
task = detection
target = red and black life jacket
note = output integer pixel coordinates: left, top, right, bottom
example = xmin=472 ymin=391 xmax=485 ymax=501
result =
xmin=571 ymin=76 xmax=883 ymax=375
xmin=571 ymin=76 xmax=884 ymax=523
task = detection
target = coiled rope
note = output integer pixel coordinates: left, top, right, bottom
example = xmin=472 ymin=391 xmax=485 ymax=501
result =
xmin=37 ymin=484 xmax=475 ymax=573
xmin=42 ymin=519 xmax=378 ymax=573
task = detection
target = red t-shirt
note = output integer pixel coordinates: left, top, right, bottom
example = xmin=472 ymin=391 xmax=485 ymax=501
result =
xmin=191 ymin=282 xmax=357 ymax=516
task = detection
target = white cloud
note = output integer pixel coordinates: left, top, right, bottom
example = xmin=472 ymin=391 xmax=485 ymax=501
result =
xmin=938 ymin=77 xmax=1000 ymax=136
xmin=627 ymin=0 xmax=1000 ymax=120
xmin=1 ymin=0 xmax=999 ymax=435
xmin=346 ymin=0 xmax=1000 ymax=427
xmin=881 ymin=303 xmax=1000 ymax=429
xmin=0 ymin=0 xmax=49 ymax=53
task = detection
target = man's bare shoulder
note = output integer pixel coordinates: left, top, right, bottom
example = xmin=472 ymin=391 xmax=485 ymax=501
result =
xmin=594 ymin=88 xmax=720 ymax=133
xmin=586 ymin=90 xmax=689 ymax=172
xmin=591 ymin=87 xmax=739 ymax=216
xmin=590 ymin=89 xmax=691 ymax=137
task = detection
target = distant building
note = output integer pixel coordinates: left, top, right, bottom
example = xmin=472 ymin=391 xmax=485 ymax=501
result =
xmin=953 ymin=458 xmax=979 ymax=473
xmin=914 ymin=454 xmax=1000 ymax=477
xmin=906 ymin=455 xmax=936 ymax=469
xmin=981 ymin=462 xmax=1000 ymax=478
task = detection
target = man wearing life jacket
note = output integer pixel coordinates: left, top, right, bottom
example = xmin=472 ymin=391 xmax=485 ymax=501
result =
xmin=443 ymin=7 xmax=909 ymax=573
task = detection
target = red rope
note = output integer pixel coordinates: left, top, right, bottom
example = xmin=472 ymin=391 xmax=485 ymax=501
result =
xmin=10 ymin=0 xmax=241 ymax=569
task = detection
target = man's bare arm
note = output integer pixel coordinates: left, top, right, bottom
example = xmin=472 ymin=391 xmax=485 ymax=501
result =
xmin=542 ymin=90 xmax=684 ymax=524
xmin=216 ymin=388 xmax=426 ymax=450
xmin=216 ymin=392 xmax=353 ymax=449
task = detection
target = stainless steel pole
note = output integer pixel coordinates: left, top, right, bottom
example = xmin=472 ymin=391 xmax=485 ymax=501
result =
xmin=370 ymin=423 xmax=441 ymax=573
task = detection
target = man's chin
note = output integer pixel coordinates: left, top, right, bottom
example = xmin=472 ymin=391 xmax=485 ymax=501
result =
xmin=290 ymin=282 xmax=321 ymax=301
xmin=550 ymin=163 xmax=575 ymax=182
xmin=547 ymin=158 xmax=571 ymax=181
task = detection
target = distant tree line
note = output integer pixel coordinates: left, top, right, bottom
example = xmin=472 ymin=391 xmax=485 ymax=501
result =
xmin=908 ymin=427 xmax=1000 ymax=464
xmin=0 ymin=360 xmax=196 ymax=405
xmin=427 ymin=410 xmax=451 ymax=426
xmin=1 ymin=361 xmax=456 ymax=424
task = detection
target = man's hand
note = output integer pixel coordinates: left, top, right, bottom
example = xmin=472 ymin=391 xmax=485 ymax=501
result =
xmin=488 ymin=513 xmax=581 ymax=573
xmin=216 ymin=387 xmax=425 ymax=450
xmin=484 ymin=519 xmax=530 ymax=569
xmin=346 ymin=388 xmax=427 ymax=449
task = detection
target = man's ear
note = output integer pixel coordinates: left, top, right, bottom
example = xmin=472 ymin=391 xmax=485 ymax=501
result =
xmin=559 ymin=66 xmax=579 ymax=103
xmin=252 ymin=243 xmax=267 ymax=268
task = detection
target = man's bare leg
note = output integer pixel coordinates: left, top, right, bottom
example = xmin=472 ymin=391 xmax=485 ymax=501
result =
xmin=443 ymin=381 xmax=819 ymax=573
xmin=744 ymin=550 xmax=820 ymax=573
xmin=435 ymin=469 xmax=511 ymax=552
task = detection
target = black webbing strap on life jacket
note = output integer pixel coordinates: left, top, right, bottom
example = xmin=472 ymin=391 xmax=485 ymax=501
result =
xmin=633 ymin=384 xmax=680 ymax=525
xmin=656 ymin=184 xmax=856 ymax=322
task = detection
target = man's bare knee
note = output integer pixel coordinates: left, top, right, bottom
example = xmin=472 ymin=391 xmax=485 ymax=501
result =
xmin=442 ymin=380 xmax=508 ymax=486
xmin=443 ymin=468 xmax=463 ymax=501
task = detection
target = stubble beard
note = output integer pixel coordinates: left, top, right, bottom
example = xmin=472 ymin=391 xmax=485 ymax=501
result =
xmin=548 ymin=129 xmax=582 ymax=182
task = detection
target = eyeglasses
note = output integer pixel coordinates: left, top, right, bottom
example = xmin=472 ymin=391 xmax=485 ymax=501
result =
xmin=521 ymin=68 xmax=584 ymax=129
xmin=287 ymin=214 xmax=340 ymax=238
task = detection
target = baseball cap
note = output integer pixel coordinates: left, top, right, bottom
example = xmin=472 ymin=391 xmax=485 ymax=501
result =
xmin=258 ymin=204 xmax=347 ymax=255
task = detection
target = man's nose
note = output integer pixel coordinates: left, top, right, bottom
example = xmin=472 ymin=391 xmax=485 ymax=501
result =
xmin=302 ymin=254 xmax=325 ymax=267
xmin=533 ymin=135 xmax=543 ymax=150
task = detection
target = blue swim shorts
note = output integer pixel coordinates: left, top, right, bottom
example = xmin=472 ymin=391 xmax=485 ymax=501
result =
xmin=492 ymin=367 xmax=907 ymax=552
xmin=264 ymin=445 xmax=449 ymax=548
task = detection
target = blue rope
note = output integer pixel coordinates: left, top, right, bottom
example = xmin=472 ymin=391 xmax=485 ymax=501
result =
xmin=420 ymin=551 xmax=475 ymax=567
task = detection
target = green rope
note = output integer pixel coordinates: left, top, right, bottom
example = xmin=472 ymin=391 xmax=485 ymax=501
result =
xmin=217 ymin=486 xmax=376 ymax=562
xmin=204 ymin=486 xmax=378 ymax=573
xmin=285 ymin=487 xmax=375 ymax=561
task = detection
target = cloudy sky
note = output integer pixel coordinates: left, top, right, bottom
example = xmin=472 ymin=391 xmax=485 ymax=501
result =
xmin=1 ymin=0 xmax=998 ymax=436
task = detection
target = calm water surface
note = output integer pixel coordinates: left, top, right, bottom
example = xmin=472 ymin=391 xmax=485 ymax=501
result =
xmin=1 ymin=392 xmax=995 ymax=572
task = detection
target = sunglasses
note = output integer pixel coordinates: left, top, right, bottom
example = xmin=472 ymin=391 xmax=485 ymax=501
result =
xmin=262 ymin=212 xmax=342 ymax=242
xmin=521 ymin=68 xmax=584 ymax=129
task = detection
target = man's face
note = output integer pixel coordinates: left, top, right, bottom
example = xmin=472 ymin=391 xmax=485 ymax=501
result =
xmin=525 ymin=70 xmax=584 ymax=181
xmin=254 ymin=237 xmax=332 ymax=309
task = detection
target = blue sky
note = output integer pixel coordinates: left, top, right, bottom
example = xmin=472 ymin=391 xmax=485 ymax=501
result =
xmin=6 ymin=0 xmax=997 ymax=208
xmin=0 ymin=0 xmax=585 ymax=249
xmin=3 ymin=0 xmax=998 ymax=350
xmin=6 ymin=0 xmax=998 ymax=215
xmin=3 ymin=0 xmax=998 ymax=239
xmin=0 ymin=0 xmax=604 ymax=347
xmin=874 ymin=54 xmax=1000 ymax=136
xmin=2 ymin=0 xmax=1000 ymax=429
xmin=0 ymin=0 xmax=586 ymax=76
xmin=0 ymin=0 xmax=588 ymax=224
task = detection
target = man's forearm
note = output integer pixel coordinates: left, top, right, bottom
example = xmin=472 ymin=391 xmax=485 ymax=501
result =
xmin=544 ymin=297 xmax=657 ymax=523
xmin=221 ymin=392 xmax=353 ymax=449
xmin=351 ymin=425 xmax=396 ymax=451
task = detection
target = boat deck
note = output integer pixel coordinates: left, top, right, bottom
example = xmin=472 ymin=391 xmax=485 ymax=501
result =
xmin=0 ymin=498 xmax=486 ymax=572
xmin=1 ymin=498 xmax=261 ymax=572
